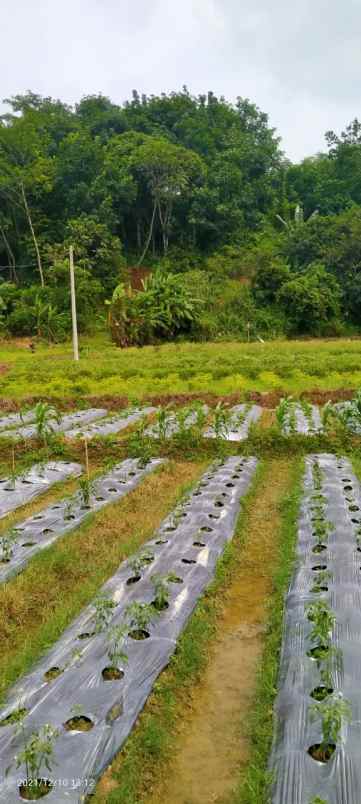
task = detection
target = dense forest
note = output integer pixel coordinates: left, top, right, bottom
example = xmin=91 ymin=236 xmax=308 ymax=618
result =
xmin=1 ymin=88 xmax=361 ymax=344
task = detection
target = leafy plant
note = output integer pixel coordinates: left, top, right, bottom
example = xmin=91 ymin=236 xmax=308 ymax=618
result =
xmin=92 ymin=593 xmax=116 ymax=634
xmin=275 ymin=396 xmax=294 ymax=432
xmin=154 ymin=405 xmax=173 ymax=440
xmin=0 ymin=527 xmax=18 ymax=562
xmin=309 ymin=693 xmax=352 ymax=753
xmin=125 ymin=601 xmax=157 ymax=632
xmin=8 ymin=723 xmax=59 ymax=800
xmin=107 ymin=623 xmax=129 ymax=667
xmin=129 ymin=548 xmax=154 ymax=577
xmin=151 ymin=572 xmax=176 ymax=611
xmin=307 ymin=600 xmax=335 ymax=648
xmin=212 ymin=402 xmax=231 ymax=442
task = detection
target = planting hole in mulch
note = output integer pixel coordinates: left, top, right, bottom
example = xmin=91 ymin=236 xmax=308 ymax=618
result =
xmin=95 ymin=496 xmax=105 ymax=501
xmin=312 ymin=564 xmax=327 ymax=572
xmin=64 ymin=515 xmax=75 ymax=521
xmin=42 ymin=529 xmax=53 ymax=535
xmin=44 ymin=666 xmax=63 ymax=682
xmin=214 ymin=501 xmax=224 ymax=508
xmin=78 ymin=631 xmax=95 ymax=640
xmin=182 ymin=558 xmax=197 ymax=564
xmin=311 ymin=685 xmax=333 ymax=701
xmin=169 ymin=575 xmax=183 ymax=583
xmin=152 ymin=599 xmax=169 ymax=611
xmin=33 ymin=515 xmax=43 ymax=520
xmin=193 ymin=541 xmax=206 ymax=547
xmin=308 ymin=742 xmax=336 ymax=763
xmin=102 ymin=666 xmax=124 ymax=681
xmin=129 ymin=628 xmax=150 ymax=640
xmin=311 ymin=584 xmax=329 ymax=593
xmin=342 ymin=478 xmax=351 ymax=483
xmin=126 ymin=575 xmax=141 ymax=585
xmin=64 ymin=715 xmax=94 ymax=732
xmin=349 ymin=505 xmax=360 ymax=512
xmin=344 ymin=485 xmax=353 ymax=492
xmin=155 ymin=539 xmax=168 ymax=545
xmin=165 ymin=526 xmax=177 ymax=532
xmin=19 ymin=779 xmax=53 ymax=800
xmin=209 ymin=513 xmax=220 ymax=520
xmin=351 ymin=518 xmax=361 ymax=524
xmin=142 ymin=554 xmax=154 ymax=564
xmin=0 ymin=707 xmax=27 ymax=726
xmin=312 ymin=544 xmax=327 ymax=553
xmin=307 ymin=645 xmax=330 ymax=660
xmin=200 ymin=526 xmax=213 ymax=532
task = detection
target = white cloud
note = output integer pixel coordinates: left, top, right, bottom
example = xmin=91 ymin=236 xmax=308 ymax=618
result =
xmin=1 ymin=0 xmax=361 ymax=160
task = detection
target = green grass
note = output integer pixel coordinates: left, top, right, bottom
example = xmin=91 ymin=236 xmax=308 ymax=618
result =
xmin=1 ymin=333 xmax=361 ymax=401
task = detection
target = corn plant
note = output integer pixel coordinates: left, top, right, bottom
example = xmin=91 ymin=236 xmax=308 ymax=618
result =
xmin=78 ymin=476 xmax=95 ymax=508
xmin=322 ymin=400 xmax=336 ymax=429
xmin=300 ymin=398 xmax=314 ymax=430
xmin=275 ymin=396 xmax=295 ymax=433
xmin=8 ymin=723 xmax=59 ymax=798
xmin=0 ymin=527 xmax=18 ymax=562
xmin=127 ymin=421 xmax=153 ymax=467
xmin=155 ymin=405 xmax=173 ymax=440
xmin=92 ymin=593 xmax=116 ymax=634
xmin=212 ymin=402 xmax=232 ymax=442
xmin=33 ymin=401 xmax=62 ymax=446
xmin=107 ymin=623 xmax=128 ymax=667
xmin=309 ymin=693 xmax=352 ymax=754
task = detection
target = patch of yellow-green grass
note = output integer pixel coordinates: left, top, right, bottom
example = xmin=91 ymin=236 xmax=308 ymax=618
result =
xmin=1 ymin=334 xmax=361 ymax=401
xmin=0 ymin=459 xmax=206 ymax=701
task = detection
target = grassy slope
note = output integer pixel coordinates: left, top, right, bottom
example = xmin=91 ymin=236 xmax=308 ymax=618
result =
xmin=1 ymin=334 xmax=361 ymax=400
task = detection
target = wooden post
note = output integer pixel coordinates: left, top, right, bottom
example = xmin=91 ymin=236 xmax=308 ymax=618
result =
xmin=11 ymin=445 xmax=15 ymax=474
xmin=69 ymin=246 xmax=79 ymax=361
xmin=84 ymin=438 xmax=90 ymax=479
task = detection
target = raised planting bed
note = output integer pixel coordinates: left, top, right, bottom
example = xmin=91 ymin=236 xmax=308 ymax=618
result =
xmin=270 ymin=453 xmax=361 ymax=803
xmin=66 ymin=407 xmax=156 ymax=439
xmin=204 ymin=404 xmax=261 ymax=441
xmin=0 ymin=461 xmax=82 ymax=519
xmin=0 ymin=458 xmax=163 ymax=585
xmin=0 ymin=455 xmax=257 ymax=802
xmin=0 ymin=410 xmax=35 ymax=432
xmin=277 ymin=399 xmax=323 ymax=435
xmin=0 ymin=409 xmax=108 ymax=440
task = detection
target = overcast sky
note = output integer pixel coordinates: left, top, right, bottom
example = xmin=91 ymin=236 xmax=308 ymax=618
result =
xmin=2 ymin=0 xmax=361 ymax=161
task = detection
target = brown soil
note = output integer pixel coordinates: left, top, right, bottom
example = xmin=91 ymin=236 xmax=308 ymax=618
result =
xmin=97 ymin=458 xmax=293 ymax=804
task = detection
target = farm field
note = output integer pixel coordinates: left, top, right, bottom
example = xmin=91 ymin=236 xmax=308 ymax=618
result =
xmin=1 ymin=334 xmax=361 ymax=402
xmin=0 ymin=359 xmax=360 ymax=803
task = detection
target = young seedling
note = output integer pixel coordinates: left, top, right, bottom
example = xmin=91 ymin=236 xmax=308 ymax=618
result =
xmin=307 ymin=600 xmax=335 ymax=649
xmin=309 ymin=798 xmax=328 ymax=804
xmin=151 ymin=572 xmax=175 ymax=611
xmin=0 ymin=527 xmax=18 ymax=562
xmin=322 ymin=400 xmax=336 ymax=429
xmin=92 ymin=593 xmax=116 ymax=634
xmin=128 ymin=548 xmax=154 ymax=579
xmin=8 ymin=723 xmax=59 ymax=800
xmin=308 ymin=693 xmax=352 ymax=763
xmin=64 ymin=704 xmax=93 ymax=732
xmin=63 ymin=497 xmax=76 ymax=521
xmin=311 ymin=569 xmax=332 ymax=593
xmin=300 ymin=399 xmax=315 ymax=431
xmin=125 ymin=601 xmax=158 ymax=639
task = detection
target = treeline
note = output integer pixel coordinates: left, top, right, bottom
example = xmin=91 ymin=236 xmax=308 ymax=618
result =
xmin=0 ymin=89 xmax=361 ymax=342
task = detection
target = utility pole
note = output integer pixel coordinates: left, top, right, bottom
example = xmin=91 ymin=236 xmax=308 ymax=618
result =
xmin=69 ymin=245 xmax=79 ymax=361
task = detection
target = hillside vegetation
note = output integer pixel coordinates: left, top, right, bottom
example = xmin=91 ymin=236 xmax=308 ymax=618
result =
xmin=1 ymin=90 xmax=361 ymax=344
